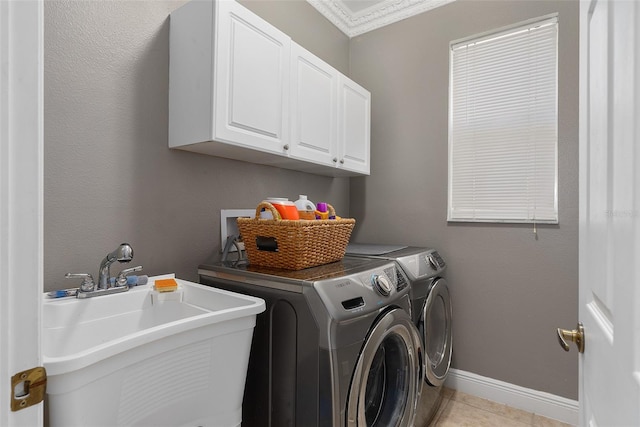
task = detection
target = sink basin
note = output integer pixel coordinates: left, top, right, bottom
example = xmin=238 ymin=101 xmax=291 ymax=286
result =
xmin=43 ymin=275 xmax=265 ymax=427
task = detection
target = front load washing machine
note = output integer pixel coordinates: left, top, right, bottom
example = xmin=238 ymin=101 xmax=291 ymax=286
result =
xmin=346 ymin=244 xmax=453 ymax=426
xmin=198 ymin=257 xmax=423 ymax=427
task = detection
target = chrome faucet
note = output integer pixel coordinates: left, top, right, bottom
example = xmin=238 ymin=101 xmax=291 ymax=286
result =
xmin=98 ymin=243 xmax=134 ymax=289
xmin=65 ymin=243 xmax=142 ymax=299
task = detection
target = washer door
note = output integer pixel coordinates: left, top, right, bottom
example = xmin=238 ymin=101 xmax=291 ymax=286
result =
xmin=346 ymin=308 xmax=423 ymax=427
xmin=420 ymin=278 xmax=452 ymax=386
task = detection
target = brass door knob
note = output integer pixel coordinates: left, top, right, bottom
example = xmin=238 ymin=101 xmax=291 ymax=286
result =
xmin=557 ymin=322 xmax=585 ymax=353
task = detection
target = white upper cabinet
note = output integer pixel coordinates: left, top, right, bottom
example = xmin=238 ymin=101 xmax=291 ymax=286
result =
xmin=169 ymin=0 xmax=370 ymax=176
xmin=289 ymin=42 xmax=338 ymax=167
xmin=338 ymin=76 xmax=371 ymax=175
xmin=169 ymin=0 xmax=289 ymax=159
xmin=289 ymin=43 xmax=371 ymax=176
xmin=214 ymin=0 xmax=290 ymax=152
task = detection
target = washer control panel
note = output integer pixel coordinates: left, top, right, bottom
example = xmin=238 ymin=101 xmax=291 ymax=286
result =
xmin=312 ymin=261 xmax=411 ymax=321
xmin=426 ymin=251 xmax=446 ymax=271
xmin=393 ymin=249 xmax=446 ymax=280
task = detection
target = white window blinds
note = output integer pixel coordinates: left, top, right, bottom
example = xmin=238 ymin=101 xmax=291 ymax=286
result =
xmin=448 ymin=16 xmax=558 ymax=223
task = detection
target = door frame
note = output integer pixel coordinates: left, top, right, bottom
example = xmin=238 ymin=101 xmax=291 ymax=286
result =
xmin=0 ymin=1 xmax=44 ymax=425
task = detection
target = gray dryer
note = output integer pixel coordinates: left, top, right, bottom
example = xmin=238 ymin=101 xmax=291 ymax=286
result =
xmin=346 ymin=244 xmax=453 ymax=426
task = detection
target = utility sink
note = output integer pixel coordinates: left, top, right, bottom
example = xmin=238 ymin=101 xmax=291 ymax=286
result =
xmin=43 ymin=274 xmax=265 ymax=427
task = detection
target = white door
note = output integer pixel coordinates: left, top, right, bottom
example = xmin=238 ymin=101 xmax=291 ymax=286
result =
xmin=289 ymin=42 xmax=338 ymax=167
xmin=577 ymin=0 xmax=640 ymax=425
xmin=337 ymin=75 xmax=370 ymax=175
xmin=0 ymin=0 xmax=44 ymax=425
xmin=214 ymin=0 xmax=290 ymax=154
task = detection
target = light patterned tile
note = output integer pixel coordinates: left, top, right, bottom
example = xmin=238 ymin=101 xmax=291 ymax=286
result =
xmin=427 ymin=396 xmax=451 ymax=427
xmin=532 ymin=414 xmax=575 ymax=427
xmin=448 ymin=390 xmax=534 ymax=424
xmin=434 ymin=400 xmax=530 ymax=427
xmin=442 ymin=387 xmax=455 ymax=399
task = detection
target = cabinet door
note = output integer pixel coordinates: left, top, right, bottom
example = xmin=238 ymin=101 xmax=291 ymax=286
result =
xmin=289 ymin=42 xmax=338 ymax=166
xmin=337 ymin=75 xmax=370 ymax=175
xmin=215 ymin=0 xmax=290 ymax=154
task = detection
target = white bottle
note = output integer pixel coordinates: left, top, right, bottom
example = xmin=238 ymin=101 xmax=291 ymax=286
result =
xmin=294 ymin=195 xmax=316 ymax=220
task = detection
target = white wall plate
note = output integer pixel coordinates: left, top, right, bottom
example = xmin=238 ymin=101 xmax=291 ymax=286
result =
xmin=220 ymin=209 xmax=255 ymax=252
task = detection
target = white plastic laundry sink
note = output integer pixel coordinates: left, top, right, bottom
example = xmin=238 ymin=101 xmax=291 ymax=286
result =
xmin=43 ymin=274 xmax=265 ymax=427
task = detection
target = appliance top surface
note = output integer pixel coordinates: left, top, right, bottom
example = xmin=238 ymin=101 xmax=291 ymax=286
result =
xmin=345 ymin=243 xmax=446 ymax=280
xmin=345 ymin=243 xmax=410 ymax=256
xmin=346 ymin=243 xmax=434 ymax=257
xmin=199 ymin=256 xmax=392 ymax=286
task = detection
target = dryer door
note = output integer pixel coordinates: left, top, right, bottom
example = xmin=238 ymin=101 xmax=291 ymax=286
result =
xmin=420 ymin=278 xmax=452 ymax=386
xmin=346 ymin=308 xmax=423 ymax=427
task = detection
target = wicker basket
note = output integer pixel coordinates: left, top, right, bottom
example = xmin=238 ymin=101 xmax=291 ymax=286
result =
xmin=237 ymin=201 xmax=355 ymax=270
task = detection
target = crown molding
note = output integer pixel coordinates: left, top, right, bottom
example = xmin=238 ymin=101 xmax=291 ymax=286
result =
xmin=307 ymin=0 xmax=455 ymax=37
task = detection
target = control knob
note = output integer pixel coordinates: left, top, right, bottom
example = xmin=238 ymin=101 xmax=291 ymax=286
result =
xmin=372 ymin=274 xmax=392 ymax=297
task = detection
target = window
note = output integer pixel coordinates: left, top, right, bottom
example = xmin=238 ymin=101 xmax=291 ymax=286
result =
xmin=448 ymin=16 xmax=558 ymax=223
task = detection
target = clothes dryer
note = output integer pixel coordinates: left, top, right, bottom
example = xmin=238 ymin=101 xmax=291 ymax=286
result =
xmin=198 ymin=257 xmax=423 ymax=427
xmin=346 ymin=244 xmax=453 ymax=426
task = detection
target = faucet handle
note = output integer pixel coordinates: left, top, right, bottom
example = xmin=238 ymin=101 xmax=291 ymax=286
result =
xmin=65 ymin=273 xmax=95 ymax=293
xmin=116 ymin=265 xmax=143 ymax=286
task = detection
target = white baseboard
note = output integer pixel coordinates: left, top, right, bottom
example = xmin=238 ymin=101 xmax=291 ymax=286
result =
xmin=444 ymin=368 xmax=579 ymax=425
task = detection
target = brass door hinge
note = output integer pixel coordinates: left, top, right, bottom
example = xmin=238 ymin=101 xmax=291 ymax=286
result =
xmin=11 ymin=367 xmax=47 ymax=411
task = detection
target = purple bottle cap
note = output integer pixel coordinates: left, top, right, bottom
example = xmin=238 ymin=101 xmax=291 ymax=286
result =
xmin=317 ymin=202 xmax=328 ymax=212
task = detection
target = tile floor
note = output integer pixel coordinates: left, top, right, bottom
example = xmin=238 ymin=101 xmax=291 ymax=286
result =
xmin=428 ymin=388 xmax=575 ymax=427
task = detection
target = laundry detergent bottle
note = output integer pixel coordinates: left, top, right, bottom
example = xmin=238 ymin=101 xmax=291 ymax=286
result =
xmin=294 ymin=195 xmax=316 ymax=220
xmin=264 ymin=197 xmax=299 ymax=220
xmin=315 ymin=202 xmax=330 ymax=220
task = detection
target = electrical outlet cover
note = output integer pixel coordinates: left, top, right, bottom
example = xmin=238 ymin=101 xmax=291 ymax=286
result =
xmin=220 ymin=209 xmax=254 ymax=252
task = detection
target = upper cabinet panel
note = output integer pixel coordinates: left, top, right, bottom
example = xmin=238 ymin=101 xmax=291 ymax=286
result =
xmin=169 ymin=0 xmax=370 ymax=176
xmin=338 ymin=76 xmax=371 ymax=175
xmin=169 ymin=0 xmax=216 ymax=149
xmin=289 ymin=42 xmax=338 ymax=167
xmin=215 ymin=0 xmax=290 ymax=151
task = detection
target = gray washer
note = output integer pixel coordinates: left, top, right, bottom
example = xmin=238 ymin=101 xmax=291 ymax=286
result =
xmin=198 ymin=257 xmax=423 ymax=427
xmin=345 ymin=244 xmax=453 ymax=427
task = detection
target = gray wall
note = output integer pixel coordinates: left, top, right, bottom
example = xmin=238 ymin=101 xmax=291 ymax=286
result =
xmin=44 ymin=0 xmax=350 ymax=290
xmin=349 ymin=1 xmax=579 ymax=399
